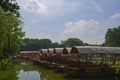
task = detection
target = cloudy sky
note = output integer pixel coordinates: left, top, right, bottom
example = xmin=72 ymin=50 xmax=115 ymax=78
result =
xmin=17 ymin=0 xmax=120 ymax=44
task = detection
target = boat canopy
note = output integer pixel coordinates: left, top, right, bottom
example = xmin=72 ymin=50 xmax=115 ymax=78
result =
xmin=48 ymin=48 xmax=56 ymax=54
xmin=19 ymin=51 xmax=39 ymax=54
xmin=70 ymin=46 xmax=120 ymax=54
xmin=54 ymin=48 xmax=64 ymax=54
xmin=40 ymin=49 xmax=48 ymax=54
xmin=62 ymin=48 xmax=71 ymax=54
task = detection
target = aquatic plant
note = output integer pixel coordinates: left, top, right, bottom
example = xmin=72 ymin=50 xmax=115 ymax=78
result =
xmin=0 ymin=68 xmax=18 ymax=80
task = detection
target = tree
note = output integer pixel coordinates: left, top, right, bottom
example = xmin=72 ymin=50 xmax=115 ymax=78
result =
xmin=40 ymin=39 xmax=52 ymax=48
xmin=20 ymin=38 xmax=88 ymax=51
xmin=20 ymin=38 xmax=52 ymax=51
xmin=51 ymin=42 xmax=59 ymax=48
xmin=0 ymin=0 xmax=20 ymax=16
xmin=0 ymin=8 xmax=24 ymax=60
xmin=0 ymin=0 xmax=24 ymax=60
xmin=61 ymin=38 xmax=84 ymax=47
xmin=105 ymin=26 xmax=120 ymax=47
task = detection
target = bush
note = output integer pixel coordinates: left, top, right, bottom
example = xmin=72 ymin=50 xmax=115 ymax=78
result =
xmin=115 ymin=66 xmax=120 ymax=80
xmin=0 ymin=59 xmax=13 ymax=70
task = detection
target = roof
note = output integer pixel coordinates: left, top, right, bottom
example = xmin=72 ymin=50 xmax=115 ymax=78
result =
xmin=71 ymin=46 xmax=120 ymax=54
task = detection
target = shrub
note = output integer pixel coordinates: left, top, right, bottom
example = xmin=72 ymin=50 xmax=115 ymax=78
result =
xmin=0 ymin=59 xmax=13 ymax=70
xmin=115 ymin=66 xmax=120 ymax=80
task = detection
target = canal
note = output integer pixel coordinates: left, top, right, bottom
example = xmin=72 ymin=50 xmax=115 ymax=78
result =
xmin=0 ymin=59 xmax=114 ymax=80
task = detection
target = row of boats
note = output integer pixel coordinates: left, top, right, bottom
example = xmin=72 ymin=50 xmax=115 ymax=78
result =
xmin=17 ymin=46 xmax=120 ymax=77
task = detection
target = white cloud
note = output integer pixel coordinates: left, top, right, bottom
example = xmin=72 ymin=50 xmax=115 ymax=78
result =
xmin=17 ymin=0 xmax=105 ymax=17
xmin=58 ymin=19 xmax=104 ymax=44
xmin=39 ymin=0 xmax=81 ymax=16
xmin=17 ymin=0 xmax=82 ymax=16
xmin=17 ymin=0 xmax=47 ymax=14
xmin=63 ymin=19 xmax=99 ymax=35
xmin=90 ymin=0 xmax=103 ymax=13
xmin=65 ymin=22 xmax=73 ymax=28
xmin=109 ymin=13 xmax=120 ymax=20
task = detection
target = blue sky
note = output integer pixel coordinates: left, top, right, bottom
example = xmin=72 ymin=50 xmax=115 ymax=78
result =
xmin=17 ymin=0 xmax=120 ymax=44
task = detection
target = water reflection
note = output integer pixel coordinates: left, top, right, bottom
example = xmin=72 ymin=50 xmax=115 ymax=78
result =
xmin=16 ymin=59 xmax=65 ymax=80
xmin=18 ymin=70 xmax=40 ymax=80
xmin=0 ymin=59 xmax=115 ymax=80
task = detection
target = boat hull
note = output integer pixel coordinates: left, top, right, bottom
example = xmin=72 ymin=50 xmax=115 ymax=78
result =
xmin=64 ymin=66 xmax=116 ymax=77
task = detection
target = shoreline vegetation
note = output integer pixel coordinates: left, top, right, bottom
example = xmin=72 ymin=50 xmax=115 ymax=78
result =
xmin=115 ymin=66 xmax=120 ymax=80
xmin=0 ymin=0 xmax=24 ymax=71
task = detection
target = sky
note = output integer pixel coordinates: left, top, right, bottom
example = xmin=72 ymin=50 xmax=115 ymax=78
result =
xmin=16 ymin=0 xmax=120 ymax=44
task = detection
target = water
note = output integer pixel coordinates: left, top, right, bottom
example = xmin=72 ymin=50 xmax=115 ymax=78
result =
xmin=0 ymin=59 xmax=115 ymax=80
xmin=18 ymin=70 xmax=40 ymax=80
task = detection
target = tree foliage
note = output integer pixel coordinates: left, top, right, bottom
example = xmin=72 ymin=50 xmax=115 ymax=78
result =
xmin=0 ymin=0 xmax=24 ymax=60
xmin=20 ymin=38 xmax=86 ymax=51
xmin=104 ymin=26 xmax=120 ymax=47
xmin=51 ymin=42 xmax=59 ymax=48
xmin=0 ymin=0 xmax=20 ymax=16
xmin=20 ymin=38 xmax=52 ymax=51
xmin=61 ymin=38 xmax=84 ymax=47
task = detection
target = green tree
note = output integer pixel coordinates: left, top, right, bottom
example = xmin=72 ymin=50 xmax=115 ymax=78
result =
xmin=0 ymin=8 xmax=24 ymax=60
xmin=0 ymin=0 xmax=20 ymax=16
xmin=105 ymin=26 xmax=120 ymax=47
xmin=115 ymin=66 xmax=120 ymax=80
xmin=0 ymin=0 xmax=24 ymax=60
xmin=51 ymin=42 xmax=59 ymax=48
xmin=40 ymin=39 xmax=52 ymax=48
xmin=20 ymin=38 xmax=52 ymax=51
xmin=61 ymin=38 xmax=84 ymax=47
